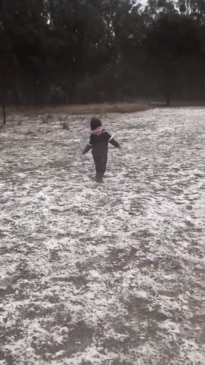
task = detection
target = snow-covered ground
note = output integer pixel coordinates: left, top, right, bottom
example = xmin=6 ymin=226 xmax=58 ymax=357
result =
xmin=0 ymin=108 xmax=205 ymax=365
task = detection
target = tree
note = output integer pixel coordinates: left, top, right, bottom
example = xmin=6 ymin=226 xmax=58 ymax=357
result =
xmin=0 ymin=0 xmax=204 ymax=106
xmin=0 ymin=1 xmax=13 ymax=124
xmin=144 ymin=13 xmax=201 ymax=104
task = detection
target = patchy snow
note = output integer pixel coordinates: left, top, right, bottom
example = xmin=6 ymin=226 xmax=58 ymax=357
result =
xmin=0 ymin=108 xmax=205 ymax=364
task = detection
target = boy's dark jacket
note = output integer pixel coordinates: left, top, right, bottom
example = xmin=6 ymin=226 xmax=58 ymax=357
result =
xmin=83 ymin=129 xmax=120 ymax=155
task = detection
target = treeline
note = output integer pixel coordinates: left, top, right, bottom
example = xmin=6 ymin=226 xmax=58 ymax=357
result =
xmin=0 ymin=0 xmax=205 ymax=107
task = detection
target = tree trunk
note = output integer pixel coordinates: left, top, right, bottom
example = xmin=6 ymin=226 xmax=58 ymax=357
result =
xmin=166 ymin=96 xmax=170 ymax=106
xmin=1 ymin=88 xmax=6 ymax=125
xmin=2 ymin=104 xmax=6 ymax=125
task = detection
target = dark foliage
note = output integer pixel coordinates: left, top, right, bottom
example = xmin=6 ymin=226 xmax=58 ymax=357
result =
xmin=0 ymin=0 xmax=205 ymax=109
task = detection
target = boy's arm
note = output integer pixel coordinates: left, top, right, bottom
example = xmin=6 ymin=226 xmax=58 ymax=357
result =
xmin=109 ymin=134 xmax=120 ymax=148
xmin=83 ymin=143 xmax=92 ymax=154
xmin=83 ymin=135 xmax=93 ymax=154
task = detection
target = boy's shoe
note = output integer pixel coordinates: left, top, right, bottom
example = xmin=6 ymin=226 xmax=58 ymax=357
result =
xmin=96 ymin=173 xmax=104 ymax=183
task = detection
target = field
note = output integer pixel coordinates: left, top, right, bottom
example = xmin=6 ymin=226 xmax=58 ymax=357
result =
xmin=0 ymin=108 xmax=205 ymax=364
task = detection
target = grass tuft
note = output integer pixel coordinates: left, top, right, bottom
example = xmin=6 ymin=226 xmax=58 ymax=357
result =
xmin=62 ymin=121 xmax=69 ymax=130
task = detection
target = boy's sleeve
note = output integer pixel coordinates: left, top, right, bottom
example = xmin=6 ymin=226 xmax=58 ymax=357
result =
xmin=108 ymin=133 xmax=120 ymax=148
xmin=82 ymin=135 xmax=93 ymax=154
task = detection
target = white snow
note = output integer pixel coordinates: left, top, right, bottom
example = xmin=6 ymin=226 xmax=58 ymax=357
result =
xmin=0 ymin=108 xmax=205 ymax=364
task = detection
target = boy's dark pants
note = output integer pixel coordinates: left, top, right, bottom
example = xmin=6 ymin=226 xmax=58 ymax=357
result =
xmin=93 ymin=153 xmax=107 ymax=182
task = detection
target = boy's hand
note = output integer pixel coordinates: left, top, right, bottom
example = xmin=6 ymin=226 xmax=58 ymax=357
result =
xmin=82 ymin=144 xmax=91 ymax=155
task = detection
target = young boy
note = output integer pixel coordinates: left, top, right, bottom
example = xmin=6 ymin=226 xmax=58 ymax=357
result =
xmin=83 ymin=117 xmax=120 ymax=183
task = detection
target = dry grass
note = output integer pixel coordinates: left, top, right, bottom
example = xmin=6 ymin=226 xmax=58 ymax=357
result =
xmin=5 ymin=102 xmax=150 ymax=118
